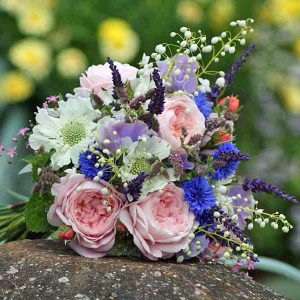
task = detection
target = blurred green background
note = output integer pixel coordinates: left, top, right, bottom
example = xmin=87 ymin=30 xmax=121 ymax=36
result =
xmin=0 ymin=0 xmax=299 ymax=298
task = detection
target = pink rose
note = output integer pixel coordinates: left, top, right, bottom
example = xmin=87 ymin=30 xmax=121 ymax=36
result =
xmin=79 ymin=62 xmax=138 ymax=94
xmin=157 ymin=94 xmax=206 ymax=149
xmin=47 ymin=175 xmax=125 ymax=258
xmin=119 ymin=183 xmax=195 ymax=260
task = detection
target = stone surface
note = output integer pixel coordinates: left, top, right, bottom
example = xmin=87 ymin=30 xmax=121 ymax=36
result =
xmin=0 ymin=239 xmax=284 ymax=300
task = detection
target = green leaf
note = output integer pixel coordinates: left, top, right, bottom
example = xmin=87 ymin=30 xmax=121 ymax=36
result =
xmin=23 ymin=151 xmax=52 ymax=181
xmin=24 ymin=193 xmax=54 ymax=233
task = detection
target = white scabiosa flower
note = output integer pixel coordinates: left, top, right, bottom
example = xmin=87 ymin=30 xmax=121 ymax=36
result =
xmin=29 ymin=97 xmax=101 ymax=169
xmin=120 ymin=136 xmax=176 ymax=199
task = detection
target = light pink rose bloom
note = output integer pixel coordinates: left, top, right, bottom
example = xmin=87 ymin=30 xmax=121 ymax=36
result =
xmin=79 ymin=62 xmax=138 ymax=94
xmin=119 ymin=183 xmax=195 ymax=260
xmin=157 ymin=94 xmax=206 ymax=149
xmin=47 ymin=175 xmax=125 ymax=258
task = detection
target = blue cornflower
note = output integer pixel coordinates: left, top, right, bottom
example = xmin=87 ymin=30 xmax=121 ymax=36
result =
xmin=79 ymin=148 xmax=111 ymax=181
xmin=211 ymin=143 xmax=240 ymax=181
xmin=194 ymin=92 xmax=213 ymax=119
xmin=183 ymin=177 xmax=216 ymax=219
xmin=197 ymin=209 xmax=216 ymax=229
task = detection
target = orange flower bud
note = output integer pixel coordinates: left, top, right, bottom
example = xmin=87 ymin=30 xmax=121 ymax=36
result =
xmin=214 ymin=131 xmax=232 ymax=143
xmin=218 ymin=96 xmax=240 ymax=113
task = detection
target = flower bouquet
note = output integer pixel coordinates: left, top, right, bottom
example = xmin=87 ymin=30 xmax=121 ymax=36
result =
xmin=0 ymin=19 xmax=297 ymax=269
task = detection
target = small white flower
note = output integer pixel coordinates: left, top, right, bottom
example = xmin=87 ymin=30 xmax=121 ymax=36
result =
xmin=238 ymin=20 xmax=246 ymax=27
xmin=216 ymin=77 xmax=225 ymax=88
xmin=196 ymin=53 xmax=202 ymax=60
xmin=155 ymin=54 xmax=161 ymax=61
xmin=202 ymin=45 xmax=212 ymax=53
xmin=180 ymin=27 xmax=188 ymax=33
xmin=190 ymin=44 xmax=198 ymax=52
xmin=229 ymin=47 xmax=236 ymax=54
xmin=211 ymin=37 xmax=219 ymax=44
xmin=184 ymin=31 xmax=192 ymax=39
xmin=155 ymin=44 xmax=166 ymax=55
xmin=180 ymin=41 xmax=187 ymax=47
xmin=141 ymin=53 xmax=150 ymax=65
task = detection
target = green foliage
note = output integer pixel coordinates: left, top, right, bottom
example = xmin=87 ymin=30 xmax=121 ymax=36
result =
xmin=23 ymin=151 xmax=52 ymax=182
xmin=24 ymin=192 xmax=54 ymax=233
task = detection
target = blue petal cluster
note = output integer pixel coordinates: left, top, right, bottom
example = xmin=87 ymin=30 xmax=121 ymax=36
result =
xmin=183 ymin=177 xmax=216 ymax=220
xmin=211 ymin=143 xmax=240 ymax=181
xmin=79 ymin=148 xmax=111 ymax=181
xmin=194 ymin=92 xmax=213 ymax=119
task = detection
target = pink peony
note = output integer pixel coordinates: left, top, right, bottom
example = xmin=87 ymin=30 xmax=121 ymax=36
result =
xmin=157 ymin=94 xmax=206 ymax=149
xmin=119 ymin=183 xmax=195 ymax=260
xmin=79 ymin=62 xmax=138 ymax=94
xmin=47 ymin=175 xmax=125 ymax=258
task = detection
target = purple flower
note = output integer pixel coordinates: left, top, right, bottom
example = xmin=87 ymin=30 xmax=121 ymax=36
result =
xmin=228 ymin=185 xmax=256 ymax=229
xmin=107 ymin=58 xmax=124 ymax=100
xmin=126 ymin=172 xmax=148 ymax=201
xmin=148 ymin=69 xmax=165 ymax=115
xmin=157 ymin=55 xmax=199 ymax=94
xmin=211 ymin=143 xmax=241 ymax=181
xmin=208 ymin=44 xmax=256 ymax=101
xmin=243 ymin=178 xmax=298 ymax=204
xmin=96 ymin=117 xmax=150 ymax=153
xmin=171 ymin=149 xmax=194 ymax=170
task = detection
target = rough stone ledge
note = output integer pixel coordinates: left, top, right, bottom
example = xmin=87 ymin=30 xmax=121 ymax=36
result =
xmin=0 ymin=239 xmax=285 ymax=300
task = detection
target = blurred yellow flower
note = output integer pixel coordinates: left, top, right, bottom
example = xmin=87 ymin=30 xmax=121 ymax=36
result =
xmin=177 ymin=1 xmax=202 ymax=24
xmin=208 ymin=0 xmax=235 ymax=31
xmin=9 ymin=39 xmax=52 ymax=80
xmin=281 ymin=84 xmax=300 ymax=114
xmin=0 ymin=71 xmax=34 ymax=103
xmin=98 ymin=18 xmax=139 ymax=63
xmin=0 ymin=0 xmax=57 ymax=15
xmin=56 ymin=48 xmax=88 ymax=78
xmin=0 ymin=0 xmax=22 ymax=14
xmin=16 ymin=4 xmax=54 ymax=36
xmin=260 ymin=0 xmax=300 ymax=24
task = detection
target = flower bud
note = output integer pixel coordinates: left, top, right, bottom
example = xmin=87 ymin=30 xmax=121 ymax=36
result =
xmin=218 ymin=96 xmax=240 ymax=113
xmin=59 ymin=229 xmax=75 ymax=240
xmin=213 ymin=131 xmax=233 ymax=144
